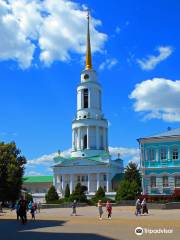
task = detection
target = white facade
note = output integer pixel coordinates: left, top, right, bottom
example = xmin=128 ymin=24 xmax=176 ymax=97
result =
xmin=53 ymin=14 xmax=123 ymax=197
xmin=53 ymin=157 xmax=123 ymax=197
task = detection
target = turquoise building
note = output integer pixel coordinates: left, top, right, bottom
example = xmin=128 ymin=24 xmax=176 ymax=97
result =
xmin=138 ymin=128 xmax=180 ymax=196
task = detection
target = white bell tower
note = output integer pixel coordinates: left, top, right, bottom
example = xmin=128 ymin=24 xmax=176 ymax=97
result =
xmin=71 ymin=13 xmax=108 ymax=158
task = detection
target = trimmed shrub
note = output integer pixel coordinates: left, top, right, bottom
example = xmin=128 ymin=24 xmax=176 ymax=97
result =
xmin=45 ymin=185 xmax=59 ymax=203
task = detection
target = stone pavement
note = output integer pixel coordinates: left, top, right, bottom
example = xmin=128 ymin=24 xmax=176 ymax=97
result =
xmin=0 ymin=206 xmax=180 ymax=240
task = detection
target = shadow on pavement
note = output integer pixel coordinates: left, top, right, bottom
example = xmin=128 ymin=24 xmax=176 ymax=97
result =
xmin=0 ymin=219 xmax=113 ymax=240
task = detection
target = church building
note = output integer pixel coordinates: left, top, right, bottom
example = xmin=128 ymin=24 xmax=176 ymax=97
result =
xmin=53 ymin=13 xmax=123 ymax=198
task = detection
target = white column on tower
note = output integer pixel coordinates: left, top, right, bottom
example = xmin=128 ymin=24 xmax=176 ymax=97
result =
xmin=87 ymin=126 xmax=90 ymax=149
xmin=78 ymin=128 xmax=81 ymax=150
xmin=72 ymin=129 xmax=75 ymax=151
xmin=103 ymin=127 xmax=106 ymax=149
xmin=81 ymin=90 xmax=84 ymax=109
xmin=106 ymin=128 xmax=108 ymax=151
xmin=88 ymin=88 xmax=90 ymax=108
xmin=96 ymin=126 xmax=100 ymax=150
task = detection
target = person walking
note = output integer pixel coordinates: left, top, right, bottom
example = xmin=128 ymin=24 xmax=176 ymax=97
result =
xmin=15 ymin=201 xmax=20 ymax=220
xmin=98 ymin=200 xmax=103 ymax=220
xmin=37 ymin=201 xmax=41 ymax=213
xmin=141 ymin=198 xmax=148 ymax=215
xmin=71 ymin=200 xmax=77 ymax=216
xmin=106 ymin=200 xmax=112 ymax=219
xmin=18 ymin=196 xmax=28 ymax=224
xmin=135 ymin=198 xmax=141 ymax=216
xmin=30 ymin=203 xmax=36 ymax=220
xmin=28 ymin=201 xmax=33 ymax=211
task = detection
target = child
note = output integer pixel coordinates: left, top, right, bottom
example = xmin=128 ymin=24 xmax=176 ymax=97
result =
xmin=98 ymin=200 xmax=103 ymax=220
xmin=106 ymin=200 xmax=112 ymax=219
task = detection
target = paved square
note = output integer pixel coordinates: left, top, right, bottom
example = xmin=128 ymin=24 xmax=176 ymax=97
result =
xmin=0 ymin=206 xmax=180 ymax=240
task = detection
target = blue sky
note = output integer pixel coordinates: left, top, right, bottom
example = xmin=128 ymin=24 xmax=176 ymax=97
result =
xmin=0 ymin=0 xmax=180 ymax=175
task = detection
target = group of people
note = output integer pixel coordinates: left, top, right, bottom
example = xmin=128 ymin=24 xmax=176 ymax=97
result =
xmin=2 ymin=196 xmax=149 ymax=223
xmin=98 ymin=200 xmax=112 ymax=220
xmin=71 ymin=199 xmax=112 ymax=220
xmin=135 ymin=198 xmax=148 ymax=216
xmin=71 ymin=198 xmax=148 ymax=220
xmin=15 ymin=196 xmax=41 ymax=224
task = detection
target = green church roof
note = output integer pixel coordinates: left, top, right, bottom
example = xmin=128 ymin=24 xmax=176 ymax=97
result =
xmin=23 ymin=176 xmax=53 ymax=183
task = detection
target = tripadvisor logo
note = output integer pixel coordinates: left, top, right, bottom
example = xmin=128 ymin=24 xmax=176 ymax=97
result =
xmin=135 ymin=227 xmax=173 ymax=236
xmin=135 ymin=227 xmax=143 ymax=236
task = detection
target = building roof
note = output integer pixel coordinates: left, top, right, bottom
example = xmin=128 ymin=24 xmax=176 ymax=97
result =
xmin=138 ymin=127 xmax=180 ymax=141
xmin=53 ymin=152 xmax=111 ymax=166
xmin=23 ymin=176 xmax=53 ymax=183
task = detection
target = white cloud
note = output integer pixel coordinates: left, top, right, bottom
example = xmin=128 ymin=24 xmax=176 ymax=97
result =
xmin=129 ymin=78 xmax=180 ymax=122
xmin=26 ymin=171 xmax=42 ymax=176
xmin=0 ymin=0 xmax=36 ymax=68
xmin=27 ymin=148 xmax=72 ymax=166
xmin=0 ymin=0 xmax=107 ymax=68
xmin=99 ymin=58 xmax=118 ymax=71
xmin=109 ymin=146 xmax=139 ymax=164
xmin=137 ymin=46 xmax=173 ymax=70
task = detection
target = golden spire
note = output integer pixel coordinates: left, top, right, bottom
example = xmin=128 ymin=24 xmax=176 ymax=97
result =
xmin=85 ymin=11 xmax=92 ymax=70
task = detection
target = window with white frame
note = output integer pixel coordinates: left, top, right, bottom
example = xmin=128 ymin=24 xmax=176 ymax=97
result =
xmin=77 ymin=176 xmax=81 ymax=182
xmin=160 ymin=147 xmax=167 ymax=160
xmin=163 ymin=176 xmax=169 ymax=187
xmin=150 ymin=176 xmax=156 ymax=187
xmin=103 ymin=174 xmax=107 ymax=181
xmin=172 ymin=147 xmax=179 ymax=160
xmin=81 ymin=176 xmax=85 ymax=182
xmin=148 ymin=148 xmax=155 ymax=161
xmin=175 ymin=176 xmax=180 ymax=187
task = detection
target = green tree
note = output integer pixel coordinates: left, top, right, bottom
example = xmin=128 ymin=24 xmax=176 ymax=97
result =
xmin=94 ymin=186 xmax=105 ymax=199
xmin=70 ymin=183 xmax=87 ymax=202
xmin=124 ymin=162 xmax=142 ymax=192
xmin=0 ymin=141 xmax=26 ymax=202
xmin=25 ymin=192 xmax=33 ymax=203
xmin=91 ymin=186 xmax=106 ymax=204
xmin=45 ymin=185 xmax=59 ymax=202
xmin=115 ymin=162 xmax=142 ymax=202
xmin=64 ymin=184 xmax=70 ymax=198
xmin=115 ymin=179 xmax=140 ymax=202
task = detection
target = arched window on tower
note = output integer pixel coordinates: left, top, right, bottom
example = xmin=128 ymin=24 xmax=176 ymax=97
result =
xmin=83 ymin=89 xmax=88 ymax=108
xmin=83 ymin=134 xmax=87 ymax=149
